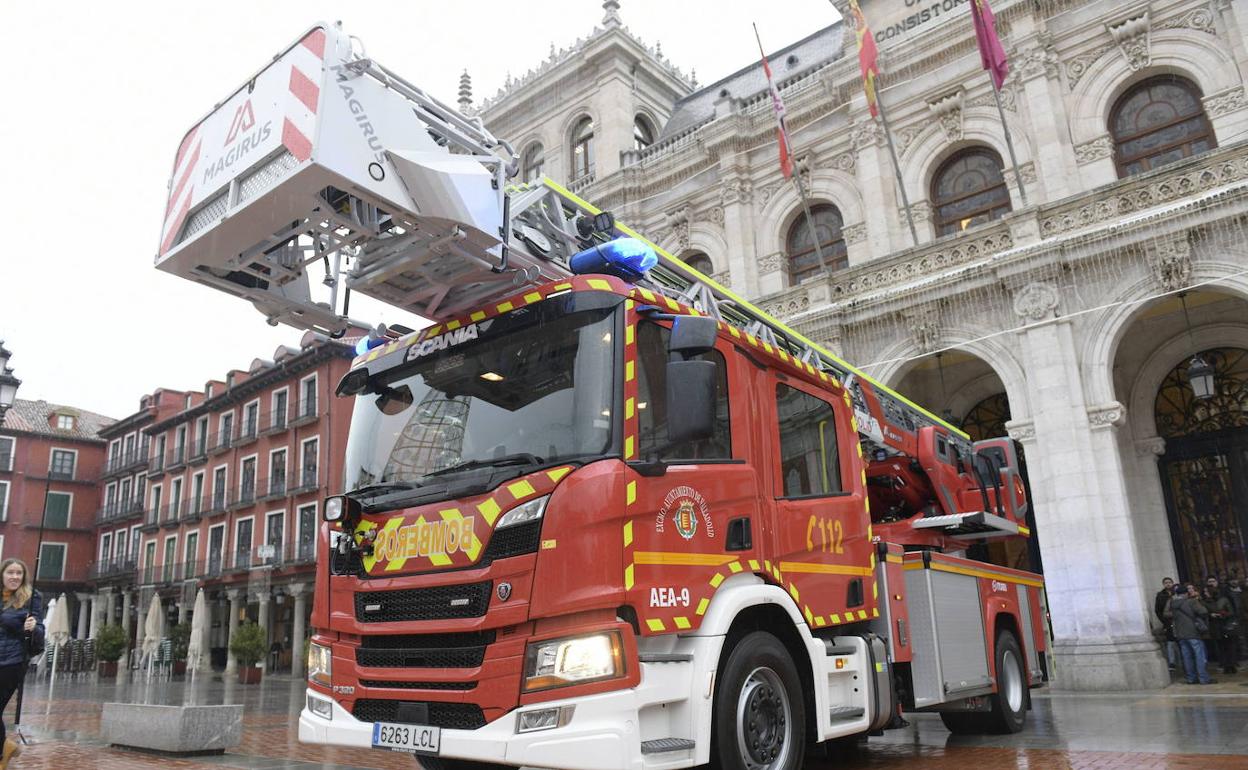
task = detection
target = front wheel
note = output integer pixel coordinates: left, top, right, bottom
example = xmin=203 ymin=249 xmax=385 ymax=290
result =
xmin=712 ymin=631 xmax=807 ymax=770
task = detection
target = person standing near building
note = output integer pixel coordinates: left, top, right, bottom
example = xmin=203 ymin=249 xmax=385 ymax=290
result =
xmin=1154 ymin=577 xmax=1178 ymax=670
xmin=1167 ymin=582 xmax=1215 ymax=685
xmin=1228 ymin=575 xmax=1247 ymax=659
xmin=0 ymin=558 xmax=43 ymax=767
xmin=1203 ymin=583 xmax=1238 ymax=675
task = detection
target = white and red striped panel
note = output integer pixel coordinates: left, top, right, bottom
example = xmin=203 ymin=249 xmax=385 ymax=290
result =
xmin=282 ymin=28 xmax=326 ymax=162
xmin=160 ymin=126 xmax=202 ymax=256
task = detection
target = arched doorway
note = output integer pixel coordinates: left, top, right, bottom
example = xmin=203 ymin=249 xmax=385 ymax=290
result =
xmin=1155 ymin=347 xmax=1248 ymax=582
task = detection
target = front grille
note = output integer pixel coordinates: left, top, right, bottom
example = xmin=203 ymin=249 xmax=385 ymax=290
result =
xmin=481 ymin=520 xmax=541 ymax=562
xmin=356 ymin=630 xmax=496 ymax=669
xmin=352 ymin=700 xmax=486 ymax=730
xmin=361 ymin=680 xmax=476 ymax=691
xmin=355 ymin=581 xmax=491 ymax=623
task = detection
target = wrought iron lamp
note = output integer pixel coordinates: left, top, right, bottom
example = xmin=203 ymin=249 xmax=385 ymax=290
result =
xmin=1178 ymin=293 xmax=1216 ymax=400
xmin=0 ymin=341 xmax=20 ymax=422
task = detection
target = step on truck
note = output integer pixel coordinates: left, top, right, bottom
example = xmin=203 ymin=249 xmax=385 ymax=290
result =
xmin=155 ymin=23 xmax=1047 ymax=770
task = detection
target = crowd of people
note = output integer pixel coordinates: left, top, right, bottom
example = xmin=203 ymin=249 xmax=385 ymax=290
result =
xmin=1154 ymin=574 xmax=1245 ymax=685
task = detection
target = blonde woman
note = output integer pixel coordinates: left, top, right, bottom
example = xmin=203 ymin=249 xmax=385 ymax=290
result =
xmin=0 ymin=559 xmax=42 ymax=768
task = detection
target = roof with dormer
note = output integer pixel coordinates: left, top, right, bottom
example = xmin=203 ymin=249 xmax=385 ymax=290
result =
xmin=0 ymin=399 xmax=115 ymax=442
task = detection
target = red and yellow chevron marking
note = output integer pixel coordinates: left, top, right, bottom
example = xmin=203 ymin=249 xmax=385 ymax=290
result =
xmin=356 ymin=465 xmax=573 ymax=575
xmin=622 ymin=303 xmax=641 ymax=594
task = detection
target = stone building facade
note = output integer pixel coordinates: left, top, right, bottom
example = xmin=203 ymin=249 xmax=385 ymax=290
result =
xmin=469 ymin=0 xmax=1248 ymax=689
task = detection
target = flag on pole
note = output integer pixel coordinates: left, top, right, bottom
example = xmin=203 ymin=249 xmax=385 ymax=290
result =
xmin=970 ymin=0 xmax=1009 ymax=89
xmin=754 ymin=24 xmax=793 ymax=179
xmin=847 ymin=0 xmax=880 ymax=117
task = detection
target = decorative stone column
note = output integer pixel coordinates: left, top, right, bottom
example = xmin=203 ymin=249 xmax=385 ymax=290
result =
xmin=1128 ymin=436 xmax=1178 ymax=584
xmin=177 ymin=600 xmax=189 ymax=625
xmin=288 ymin=584 xmax=309 ymax=679
xmin=75 ymin=594 xmax=91 ymax=640
xmin=104 ymin=590 xmax=117 ymax=627
xmin=851 ymin=118 xmax=907 ymax=254
xmin=1013 ymin=39 xmax=1076 ymax=201
xmin=1011 ymin=283 xmax=1169 ymax=690
xmin=255 ymin=590 xmax=272 ymax=672
xmin=719 ymin=175 xmax=758 ymax=298
xmin=225 ymin=588 xmax=242 ymax=675
xmin=90 ymin=588 xmax=111 ymax=638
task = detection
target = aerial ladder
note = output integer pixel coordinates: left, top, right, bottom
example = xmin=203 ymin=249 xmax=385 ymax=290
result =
xmin=157 ymin=23 xmax=1027 ymax=549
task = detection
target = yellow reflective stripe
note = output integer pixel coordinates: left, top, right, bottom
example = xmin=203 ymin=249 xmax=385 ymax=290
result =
xmin=587 ymin=279 xmax=612 ymax=291
xmin=728 ymin=561 xmax=743 ymax=574
xmin=623 ymin=521 xmax=633 ymax=548
xmin=446 ymin=319 xmax=461 ymax=331
xmin=496 ymin=301 xmax=514 ymax=314
xmin=523 ymin=292 xmax=542 ymax=305
xmin=507 ymin=480 xmax=535 ymax=500
xmin=749 ymin=559 xmax=760 ymax=571
xmin=646 ymin=618 xmax=666 ymax=632
xmin=709 ymin=573 xmax=725 ymax=588
xmin=634 ymin=552 xmax=737 ymax=567
xmin=673 ymin=616 xmax=691 ymax=630
xmin=778 ymin=561 xmax=874 ymax=577
xmin=470 ymin=311 xmax=486 ymax=322
xmin=624 ymin=435 xmax=635 ymax=458
xmin=477 ymin=498 xmax=501 ymax=526
xmin=696 ymin=598 xmax=710 ymax=616
xmin=903 ymin=561 xmax=1045 ymax=588
xmin=624 ymin=564 xmax=635 ymax=590
xmin=547 ymin=466 xmax=571 ymax=483
xmin=626 ymin=480 xmax=637 ymax=505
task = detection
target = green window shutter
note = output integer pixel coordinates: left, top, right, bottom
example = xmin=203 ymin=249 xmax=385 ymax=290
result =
xmin=37 ymin=545 xmax=65 ymax=581
xmin=44 ymin=493 xmax=71 ymax=528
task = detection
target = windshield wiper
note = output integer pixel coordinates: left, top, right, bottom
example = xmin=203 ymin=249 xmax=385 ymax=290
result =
xmin=349 ymin=481 xmax=422 ymax=498
xmin=423 ymin=453 xmax=545 ymax=479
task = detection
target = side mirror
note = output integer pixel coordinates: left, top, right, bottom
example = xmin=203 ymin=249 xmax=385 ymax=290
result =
xmin=669 ymin=316 xmax=717 ymax=358
xmin=666 ymin=360 xmax=717 ymax=444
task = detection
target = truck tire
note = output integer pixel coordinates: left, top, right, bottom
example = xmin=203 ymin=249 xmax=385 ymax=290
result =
xmin=712 ymin=631 xmax=807 ymax=770
xmin=939 ymin=630 xmax=1028 ymax=735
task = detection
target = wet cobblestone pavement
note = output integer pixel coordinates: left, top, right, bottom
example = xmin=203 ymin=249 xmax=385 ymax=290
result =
xmin=2 ymin=671 xmax=1246 ymax=769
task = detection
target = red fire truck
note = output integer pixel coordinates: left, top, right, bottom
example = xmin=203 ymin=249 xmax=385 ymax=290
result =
xmin=155 ymin=24 xmax=1046 ymax=770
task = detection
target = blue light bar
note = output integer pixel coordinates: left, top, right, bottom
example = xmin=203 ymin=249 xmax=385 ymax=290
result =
xmin=569 ymin=237 xmax=658 ymax=282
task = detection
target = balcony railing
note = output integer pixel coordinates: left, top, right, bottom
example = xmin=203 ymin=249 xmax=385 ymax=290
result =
xmin=252 ymin=540 xmax=317 ymax=569
xmin=166 ymin=446 xmax=187 ymax=470
xmin=160 ymin=502 xmax=181 ymax=529
xmin=104 ymin=449 xmax=149 ymax=476
xmin=258 ymin=475 xmax=287 ymax=501
xmin=262 ymin=408 xmax=289 ymax=435
xmin=237 ymin=419 xmax=260 ymax=446
xmin=292 ymin=467 xmax=319 ymax=494
xmin=230 ymin=479 xmax=258 ymax=509
xmin=89 ymin=557 xmax=137 ymax=581
xmin=292 ymin=396 xmax=318 ymax=426
xmin=188 ymin=438 xmax=210 ymax=464
xmin=210 ymin=430 xmax=234 ymax=455
xmin=96 ymin=498 xmax=145 ymax=524
xmin=148 ymin=452 xmax=165 ymax=475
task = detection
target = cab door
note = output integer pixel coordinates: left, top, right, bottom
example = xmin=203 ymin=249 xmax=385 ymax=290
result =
xmin=763 ymin=375 xmax=875 ymax=629
xmin=622 ymin=319 xmax=763 ymax=635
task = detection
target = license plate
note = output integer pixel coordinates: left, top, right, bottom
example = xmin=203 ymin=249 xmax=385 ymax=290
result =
xmin=372 ymin=721 xmax=440 ymax=754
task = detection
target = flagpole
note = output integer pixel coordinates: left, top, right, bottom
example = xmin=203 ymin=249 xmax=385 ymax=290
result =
xmin=753 ymin=22 xmax=829 ymax=273
xmin=991 ymin=83 xmax=1027 ymax=206
xmin=792 ymin=171 xmax=831 ymax=273
xmin=873 ymin=86 xmax=919 ymax=246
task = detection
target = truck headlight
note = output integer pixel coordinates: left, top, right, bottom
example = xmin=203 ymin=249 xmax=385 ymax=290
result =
xmin=497 ymin=494 xmax=549 ymax=530
xmin=523 ymin=631 xmax=623 ymax=692
xmin=308 ymin=641 xmax=332 ymax=687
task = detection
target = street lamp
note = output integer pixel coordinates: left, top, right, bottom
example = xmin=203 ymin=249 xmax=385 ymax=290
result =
xmin=0 ymin=341 xmax=19 ymax=421
xmin=1177 ymin=294 xmax=1217 ymax=401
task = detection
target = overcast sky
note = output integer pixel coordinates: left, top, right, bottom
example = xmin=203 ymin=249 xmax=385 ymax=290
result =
xmin=1 ymin=0 xmax=837 ymax=420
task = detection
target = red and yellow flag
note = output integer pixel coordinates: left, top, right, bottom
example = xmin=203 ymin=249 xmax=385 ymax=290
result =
xmin=848 ymin=0 xmax=880 ymax=117
xmin=755 ymin=25 xmax=793 ymax=179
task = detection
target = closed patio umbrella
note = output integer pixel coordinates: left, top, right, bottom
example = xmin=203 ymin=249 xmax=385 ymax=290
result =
xmin=142 ymin=594 xmax=163 ymax=675
xmin=186 ymin=589 xmax=206 ymax=677
xmin=46 ymin=594 xmax=70 ymax=685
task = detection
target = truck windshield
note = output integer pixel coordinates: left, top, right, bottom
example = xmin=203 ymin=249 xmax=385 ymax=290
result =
xmin=343 ymin=295 xmax=619 ymax=493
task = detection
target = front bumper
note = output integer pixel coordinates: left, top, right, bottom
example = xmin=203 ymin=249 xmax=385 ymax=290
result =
xmin=300 ymin=664 xmax=696 ymax=770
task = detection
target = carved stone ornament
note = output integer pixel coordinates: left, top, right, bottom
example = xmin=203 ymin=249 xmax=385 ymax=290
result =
xmin=665 ymin=206 xmax=691 ymax=251
xmin=1015 ymin=44 xmax=1060 ymax=81
xmin=927 ymin=90 xmax=964 ymax=143
xmin=831 ymin=151 xmax=856 ymax=172
xmin=1134 ymin=436 xmax=1166 ymax=457
xmin=910 ymin=200 xmax=933 ymax=222
xmin=1012 ymin=282 xmax=1060 ymax=321
xmin=720 ymin=178 xmax=753 ymax=206
xmin=906 ymin=310 xmax=941 ymax=354
xmin=1108 ymin=12 xmax=1150 ymax=71
xmin=1157 ymin=6 xmax=1215 ymax=36
xmin=1203 ymin=87 xmax=1247 ymax=119
xmin=706 ymin=206 xmax=725 ymax=226
xmin=843 ymin=222 xmax=868 ymax=244
xmin=1087 ymin=402 xmax=1127 ymax=430
xmin=851 ymin=120 xmax=882 ymax=151
xmin=1065 ymin=44 xmax=1116 ymax=90
xmin=1018 ymin=162 xmax=1037 ymax=186
xmin=1074 ymin=135 xmax=1115 ymax=164
xmin=758 ymin=251 xmax=785 ymax=275
xmin=1005 ymin=419 xmax=1036 ymax=444
xmin=1149 ymin=234 xmax=1193 ymax=292
xmin=764 ymin=293 xmax=811 ymax=319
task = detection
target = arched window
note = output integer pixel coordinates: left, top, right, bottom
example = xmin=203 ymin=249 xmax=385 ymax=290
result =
xmin=683 ymin=252 xmax=713 ymax=275
xmin=1110 ymin=76 xmax=1216 ymax=178
xmin=571 ymin=116 xmax=595 ymax=181
xmin=633 ymin=115 xmax=655 ymax=152
xmin=931 ymin=147 xmax=1011 ymax=237
xmin=785 ymin=205 xmax=848 ymax=284
xmin=522 ymin=143 xmax=544 ymax=183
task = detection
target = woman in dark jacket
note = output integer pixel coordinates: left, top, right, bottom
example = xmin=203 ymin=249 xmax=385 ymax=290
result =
xmin=1203 ymin=585 xmax=1239 ymax=674
xmin=0 ymin=558 xmax=43 ymax=768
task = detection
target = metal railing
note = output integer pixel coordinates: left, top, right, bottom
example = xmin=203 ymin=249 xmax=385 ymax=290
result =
xmin=89 ymin=557 xmax=137 ymax=580
xmin=96 ymin=498 xmax=145 ymax=524
xmin=292 ymin=467 xmax=319 ymax=494
xmin=104 ymin=448 xmax=149 ymax=476
xmin=166 ymin=446 xmax=187 ymax=469
xmin=292 ymin=396 xmax=318 ymax=425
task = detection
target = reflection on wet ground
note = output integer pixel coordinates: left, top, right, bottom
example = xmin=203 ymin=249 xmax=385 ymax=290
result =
xmin=4 ymin=671 xmax=1247 ymax=768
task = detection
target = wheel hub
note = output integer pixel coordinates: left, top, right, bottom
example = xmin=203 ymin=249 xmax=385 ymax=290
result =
xmin=736 ymin=667 xmax=791 ymax=769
